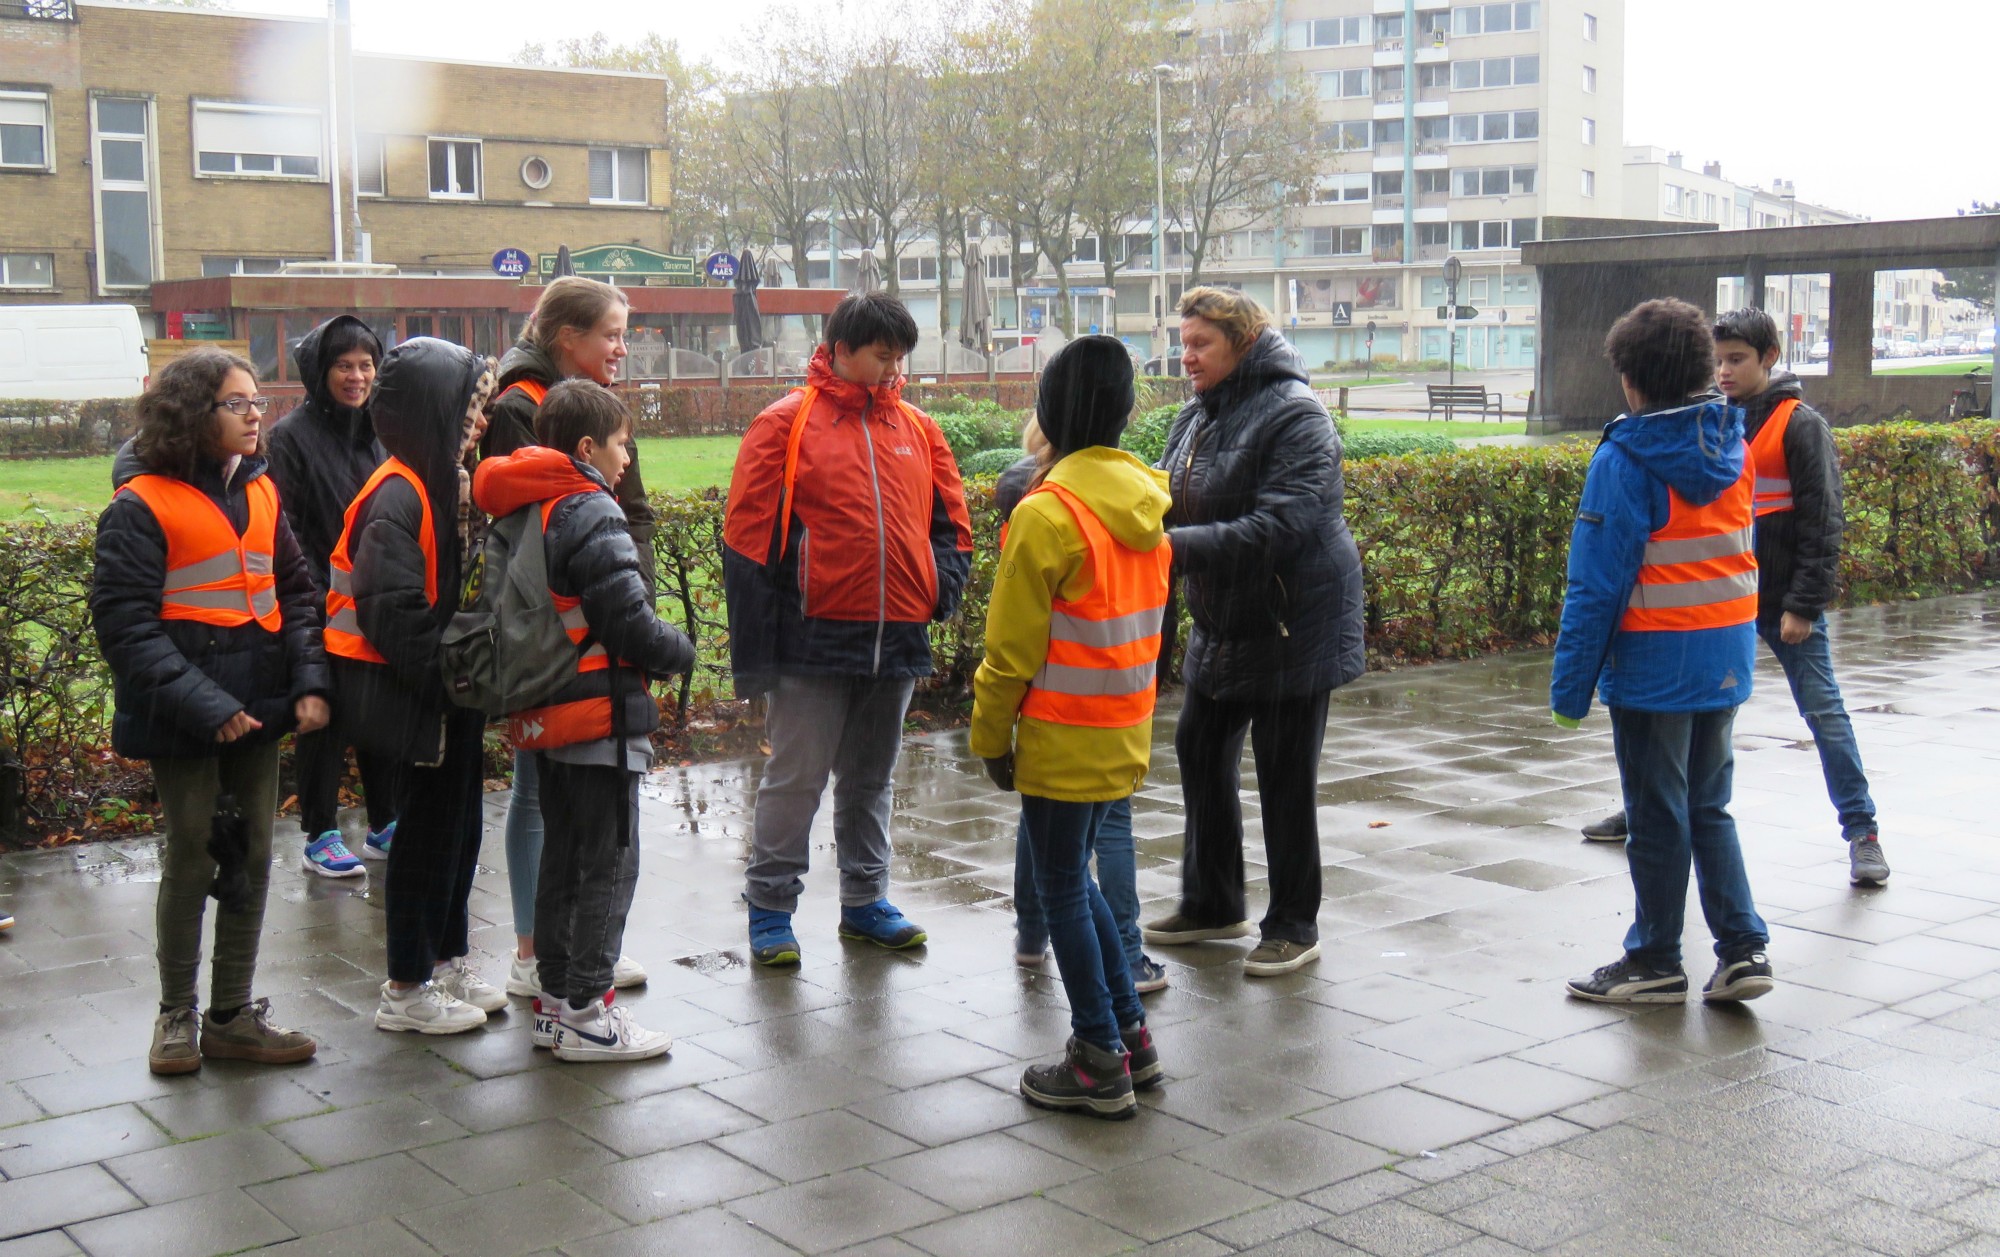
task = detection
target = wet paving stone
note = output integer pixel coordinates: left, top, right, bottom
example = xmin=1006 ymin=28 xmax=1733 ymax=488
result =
xmin=10 ymin=593 xmax=2000 ymax=1251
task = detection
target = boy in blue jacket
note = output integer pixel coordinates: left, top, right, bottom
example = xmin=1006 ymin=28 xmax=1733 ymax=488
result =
xmin=1552 ymin=298 xmax=1775 ymax=1005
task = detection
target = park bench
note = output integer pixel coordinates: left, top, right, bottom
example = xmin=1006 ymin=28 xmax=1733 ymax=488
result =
xmin=1426 ymin=383 xmax=1503 ymax=421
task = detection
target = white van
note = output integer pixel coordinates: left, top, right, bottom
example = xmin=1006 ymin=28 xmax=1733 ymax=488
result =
xmin=0 ymin=304 xmax=148 ymax=400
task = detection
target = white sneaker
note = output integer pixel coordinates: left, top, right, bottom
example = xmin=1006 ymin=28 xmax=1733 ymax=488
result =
xmin=529 ymin=994 xmax=560 ymax=1050
xmin=552 ymin=998 xmax=671 ymax=1062
xmin=375 ymin=980 xmax=487 ymax=1035
xmin=506 ymin=953 xmax=539 ymax=999
xmin=433 ymin=957 xmax=507 ymax=1013
xmin=611 ymin=954 xmax=648 ymax=989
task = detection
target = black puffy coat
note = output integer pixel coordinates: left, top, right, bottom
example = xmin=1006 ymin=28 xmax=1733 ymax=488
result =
xmin=1157 ymin=330 xmax=1365 ymax=701
xmin=264 ymin=315 xmax=387 ymax=590
xmin=1743 ymin=371 xmax=1843 ymax=632
xmin=483 ymin=340 xmax=657 ymax=540
xmin=329 ymin=338 xmax=492 ymax=766
xmin=91 ymin=447 xmax=329 ymax=760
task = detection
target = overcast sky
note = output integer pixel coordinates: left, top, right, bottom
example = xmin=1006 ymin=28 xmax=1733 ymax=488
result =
xmin=237 ymin=0 xmax=1992 ymax=223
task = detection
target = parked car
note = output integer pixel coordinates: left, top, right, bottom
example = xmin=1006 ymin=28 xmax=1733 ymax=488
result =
xmin=0 ymin=304 xmax=147 ymax=400
xmin=1919 ymin=338 xmax=1945 ymax=356
xmin=1872 ymin=337 xmax=1891 ymax=358
xmin=1889 ymin=339 xmax=1923 ymax=359
xmin=1980 ymin=328 xmax=1998 ymax=354
xmin=1809 ymin=339 xmax=1831 ymax=362
xmin=1942 ymin=334 xmax=1972 ymax=356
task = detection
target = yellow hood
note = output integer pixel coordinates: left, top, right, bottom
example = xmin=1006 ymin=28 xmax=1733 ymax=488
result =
xmin=1039 ymin=446 xmax=1170 ymax=554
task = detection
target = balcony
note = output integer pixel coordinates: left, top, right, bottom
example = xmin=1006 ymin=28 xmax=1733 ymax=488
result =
xmin=1416 ymin=242 xmax=1448 ymax=261
xmin=1374 ymin=88 xmax=1406 ymax=106
xmin=1375 ymin=193 xmax=1406 ymax=211
xmin=1418 ymin=84 xmax=1449 ymax=103
xmin=1375 ymin=140 xmax=1405 ymax=157
xmin=1373 ymin=245 xmax=1405 ymax=264
xmin=1417 ymin=189 xmax=1448 ymax=209
xmin=1375 ymin=37 xmax=1404 ymax=54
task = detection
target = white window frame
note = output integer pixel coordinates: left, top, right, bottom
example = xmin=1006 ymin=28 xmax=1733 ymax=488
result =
xmin=1287 ymin=15 xmax=1365 ymax=48
xmin=426 ymin=136 xmax=482 ymax=200
xmin=1664 ymin=184 xmax=1686 ymax=215
xmin=1316 ymin=171 xmax=1372 ymax=203
xmin=201 ymin=256 xmax=291 ymax=277
xmin=985 ymin=252 xmax=1011 ymax=281
xmin=355 ymin=133 xmax=384 ymax=197
xmin=192 ymin=101 xmax=324 ymax=181
xmin=1581 ymin=116 xmax=1596 ymax=145
xmin=1583 ymin=12 xmax=1598 ymax=40
xmin=91 ymin=96 xmax=159 ymax=294
xmin=898 ymin=254 xmax=940 ymax=282
xmin=587 ymin=146 xmax=647 ymax=205
xmin=1582 ymin=65 xmax=1598 ymax=93
xmin=1452 ymin=56 xmax=1538 ymax=90
xmin=0 ymin=90 xmax=53 ymax=173
xmin=0 ymin=252 xmax=55 ymax=288
xmin=1317 ymin=67 xmax=1371 ymax=100
xmin=1450 ymin=110 xmax=1537 ymax=144
xmin=1581 ymin=169 xmax=1596 ymax=197
xmin=1451 ymin=2 xmax=1539 ymax=36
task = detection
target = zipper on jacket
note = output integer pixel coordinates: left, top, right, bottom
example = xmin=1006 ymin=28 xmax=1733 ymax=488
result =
xmin=860 ymin=395 xmax=887 ymax=674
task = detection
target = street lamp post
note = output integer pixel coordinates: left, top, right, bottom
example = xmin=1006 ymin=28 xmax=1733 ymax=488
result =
xmin=1443 ymin=253 xmax=1462 ymax=416
xmin=1153 ymin=63 xmax=1172 ymax=370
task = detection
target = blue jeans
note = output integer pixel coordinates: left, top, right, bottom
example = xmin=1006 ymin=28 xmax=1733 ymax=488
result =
xmin=1611 ymin=706 xmax=1769 ymax=970
xmin=1015 ymin=797 xmax=1141 ymax=969
xmin=504 ymin=749 xmax=543 ymax=937
xmin=1020 ymin=795 xmax=1144 ymax=1053
xmin=1761 ymin=615 xmax=1876 ymax=840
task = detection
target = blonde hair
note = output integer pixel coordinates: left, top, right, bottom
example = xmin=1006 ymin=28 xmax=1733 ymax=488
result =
xmin=1177 ymin=286 xmax=1273 ymax=353
xmin=1021 ymin=415 xmax=1053 ymax=468
xmin=525 ymin=276 xmax=628 ymax=353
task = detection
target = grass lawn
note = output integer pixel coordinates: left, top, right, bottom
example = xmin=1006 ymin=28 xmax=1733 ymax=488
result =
xmin=1874 ymin=360 xmax=1994 ymax=376
xmin=1345 ymin=417 xmax=1527 ymax=438
xmin=1316 ymin=376 xmax=1408 ymax=387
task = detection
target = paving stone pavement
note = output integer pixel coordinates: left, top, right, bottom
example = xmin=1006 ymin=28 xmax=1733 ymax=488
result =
xmin=7 ymin=592 xmax=2000 ymax=1256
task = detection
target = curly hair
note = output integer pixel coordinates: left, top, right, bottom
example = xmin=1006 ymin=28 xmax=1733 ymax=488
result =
xmin=1604 ymin=298 xmax=1715 ymax=407
xmin=1177 ymin=286 xmax=1274 ymax=352
xmin=132 ymin=349 xmax=258 ymax=482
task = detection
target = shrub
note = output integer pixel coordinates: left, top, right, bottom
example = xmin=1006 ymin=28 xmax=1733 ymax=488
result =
xmin=927 ymin=397 xmax=1024 ymax=463
xmin=1120 ymin=403 xmax=1182 ymax=467
xmin=1342 ymin=431 xmax=1459 ymax=461
xmin=960 ymin=447 xmax=1028 ymax=478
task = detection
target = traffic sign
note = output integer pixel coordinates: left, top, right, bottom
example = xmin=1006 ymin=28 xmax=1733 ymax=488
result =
xmin=1437 ymin=305 xmax=1480 ymax=320
xmin=1331 ymin=301 xmax=1353 ymax=327
xmin=491 ymin=247 xmax=530 ymax=278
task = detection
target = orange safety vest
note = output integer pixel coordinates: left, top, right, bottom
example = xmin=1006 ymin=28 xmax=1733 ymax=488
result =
xmin=1747 ymin=397 xmax=1798 ymax=516
xmin=499 ymin=379 xmax=548 ymax=408
xmin=1017 ymin=482 xmax=1173 ymax=729
xmin=117 ymin=474 xmax=282 ymax=631
xmin=1620 ymin=460 xmax=1758 ymax=633
xmin=507 ymin=493 xmax=627 ymax=751
xmin=774 ymin=383 xmax=930 ymax=561
xmin=325 ymin=459 xmax=437 ymax=664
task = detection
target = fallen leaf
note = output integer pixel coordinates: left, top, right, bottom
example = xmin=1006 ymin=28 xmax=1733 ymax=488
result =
xmin=1368 ymin=820 xmax=1391 ymax=829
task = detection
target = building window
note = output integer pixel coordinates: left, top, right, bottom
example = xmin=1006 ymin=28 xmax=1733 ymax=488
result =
xmin=193 ymin=103 xmax=323 ymax=179
xmin=1416 ymin=168 xmax=1450 ymax=194
xmin=1287 ymin=15 xmax=1364 ymax=47
xmin=588 ymin=147 xmax=646 ymax=204
xmin=1581 ymin=169 xmax=1596 ymax=197
xmin=898 ymin=255 xmax=939 ymax=282
xmin=427 ymin=138 xmax=480 ymax=199
xmin=93 ymin=97 xmax=155 ymax=291
xmin=1449 ymin=219 xmax=1534 ymax=250
xmin=1317 ymin=120 xmax=1374 ymax=151
xmin=201 ymin=257 xmax=289 ymax=277
xmin=1582 ymin=65 xmax=1598 ymax=93
xmin=1374 ymin=171 xmax=1404 ymax=197
xmin=1664 ymin=184 xmax=1685 ymax=215
xmin=1316 ymin=171 xmax=1372 ymax=203
xmin=1583 ymin=12 xmax=1598 ymax=40
xmin=1451 ymin=55 xmax=1538 ymax=90
xmin=1418 ymin=222 xmax=1449 ymax=248
xmin=1305 ymin=226 xmax=1369 ymax=256
xmin=1317 ymin=68 xmax=1371 ymax=99
xmin=0 ymin=252 xmax=54 ymax=288
xmin=1451 ymin=2 xmax=1539 ymax=36
xmin=806 ymin=258 xmax=831 ymax=283
xmin=1581 ymin=117 xmax=1596 ymax=144
xmin=986 ymin=252 xmax=1011 ymax=281
xmin=1450 ymin=110 xmax=1537 ymax=144
xmin=1452 ymin=165 xmax=1536 ymax=197
xmin=355 ymin=133 xmax=384 ymax=196
xmin=0 ymin=91 xmax=51 ymax=171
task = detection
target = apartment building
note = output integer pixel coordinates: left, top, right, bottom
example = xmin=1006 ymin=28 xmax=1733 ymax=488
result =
xmin=0 ymin=0 xmax=675 ymax=323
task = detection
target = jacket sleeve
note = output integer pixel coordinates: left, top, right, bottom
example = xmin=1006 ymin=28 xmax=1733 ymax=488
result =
xmin=1167 ymin=400 xmax=1335 ymax=575
xmin=555 ymin=496 xmax=695 ymax=678
xmin=482 ymin=390 xmax=538 ymax=458
xmin=350 ymin=481 xmax=445 ymax=692
xmin=88 ymin=495 xmax=246 ymax=739
xmin=720 ymin=406 xmax=796 ymax=688
xmin=1550 ymin=448 xmax=1652 ymax=721
xmin=1780 ymin=405 xmax=1843 ymax=620
xmin=273 ymin=509 xmax=330 ymax=702
xmin=969 ymin=499 xmax=1079 ymax=760
xmin=922 ymin=413 xmax=975 ymax=621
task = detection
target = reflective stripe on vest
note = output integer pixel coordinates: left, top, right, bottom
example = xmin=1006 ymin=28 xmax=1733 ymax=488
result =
xmin=508 ymin=493 xmax=621 ymax=751
xmin=117 ymin=474 xmax=283 ymax=630
xmin=1747 ymin=397 xmax=1798 ymax=516
xmin=541 ymin=495 xmax=608 ymax=672
xmin=500 ymin=379 xmax=548 ymax=408
xmin=1018 ymin=481 xmax=1173 ymax=729
xmin=1620 ymin=460 xmax=1759 ymax=633
xmin=325 ymin=459 xmax=436 ymax=664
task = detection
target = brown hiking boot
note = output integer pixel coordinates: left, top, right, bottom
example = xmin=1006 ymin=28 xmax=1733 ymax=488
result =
xmin=200 ymin=998 xmax=316 ymax=1065
xmin=149 ymin=1006 xmax=200 ymax=1075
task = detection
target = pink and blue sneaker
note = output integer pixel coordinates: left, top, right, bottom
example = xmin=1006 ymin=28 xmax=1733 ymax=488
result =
xmin=302 ymin=831 xmax=365 ymax=878
xmin=362 ymin=820 xmax=395 ymax=862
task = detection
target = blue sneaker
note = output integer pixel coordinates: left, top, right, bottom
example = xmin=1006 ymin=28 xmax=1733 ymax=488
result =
xmin=748 ymin=906 xmax=801 ymax=966
xmin=839 ymin=899 xmax=927 ymax=950
xmin=362 ymin=820 xmax=395 ymax=862
xmin=302 ymin=831 xmax=364 ymax=878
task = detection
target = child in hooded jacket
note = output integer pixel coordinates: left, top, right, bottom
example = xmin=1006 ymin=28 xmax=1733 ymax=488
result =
xmin=972 ymin=336 xmax=1172 ymax=1121
xmin=472 ymin=380 xmax=694 ymax=1061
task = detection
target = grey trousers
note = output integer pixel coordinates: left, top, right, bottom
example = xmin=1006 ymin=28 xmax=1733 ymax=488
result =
xmin=153 ymin=741 xmax=280 ymax=1012
xmin=745 ymin=673 xmax=916 ymax=914
xmin=533 ymin=758 xmax=640 ymax=1007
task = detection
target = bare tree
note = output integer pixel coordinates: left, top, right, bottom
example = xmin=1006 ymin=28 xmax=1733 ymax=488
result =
xmin=720 ymin=49 xmax=828 ymax=286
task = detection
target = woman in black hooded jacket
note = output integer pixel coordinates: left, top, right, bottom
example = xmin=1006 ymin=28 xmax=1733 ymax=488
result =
xmin=264 ymin=315 xmax=404 ymax=876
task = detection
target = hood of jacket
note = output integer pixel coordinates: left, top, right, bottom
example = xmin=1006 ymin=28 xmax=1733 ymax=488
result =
xmin=805 ymin=344 xmax=906 ymax=414
xmin=496 ymin=339 xmax=562 ymax=392
xmin=1198 ymin=328 xmax=1310 ymax=413
xmin=372 ymin=337 xmax=494 ymax=488
xmin=1041 ymin=446 xmax=1169 ymax=553
xmin=1742 ymin=369 xmax=1805 ymax=428
xmin=473 ymin=445 xmax=612 ymax=518
xmin=291 ymin=315 xmax=379 ymax=445
xmin=110 ymin=437 xmax=264 ymax=495
xmin=1604 ymin=393 xmax=1745 ymax=507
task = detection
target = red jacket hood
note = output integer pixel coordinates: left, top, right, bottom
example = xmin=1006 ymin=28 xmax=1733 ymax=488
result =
xmin=473 ymin=445 xmax=611 ymax=518
xmin=806 ymin=345 xmax=906 ymax=412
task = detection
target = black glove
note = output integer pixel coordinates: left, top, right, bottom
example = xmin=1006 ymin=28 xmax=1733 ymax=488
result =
xmin=982 ymin=753 xmax=1015 ymax=793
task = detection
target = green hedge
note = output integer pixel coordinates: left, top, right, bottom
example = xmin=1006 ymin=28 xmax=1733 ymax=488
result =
xmin=10 ymin=419 xmax=2000 ymax=843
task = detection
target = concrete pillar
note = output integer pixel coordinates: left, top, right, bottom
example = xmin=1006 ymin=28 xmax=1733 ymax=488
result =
xmin=1743 ymin=257 xmax=1766 ymax=311
xmin=1821 ymin=266 xmax=1875 ymax=424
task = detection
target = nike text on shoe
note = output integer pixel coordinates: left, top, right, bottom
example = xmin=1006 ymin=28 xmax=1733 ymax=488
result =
xmin=1849 ymin=834 xmax=1890 ymax=885
xmin=303 ymin=831 xmax=365 ymax=878
xmin=1565 ymin=955 xmax=1689 ymax=1004
xmin=553 ymin=996 xmax=672 ymax=1062
xmin=374 ymin=980 xmax=488 ymax=1034
xmin=1141 ymin=912 xmax=1254 ymax=946
xmin=1704 ymin=950 xmax=1775 ymax=1002
xmin=838 ymin=899 xmax=927 ymax=949
xmin=1020 ymin=1036 xmax=1137 ymax=1119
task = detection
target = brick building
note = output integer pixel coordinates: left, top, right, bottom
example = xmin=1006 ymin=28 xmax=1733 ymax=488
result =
xmin=0 ymin=0 xmax=675 ymax=321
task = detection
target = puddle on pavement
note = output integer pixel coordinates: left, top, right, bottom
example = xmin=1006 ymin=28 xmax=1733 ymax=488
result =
xmin=675 ymin=950 xmax=748 ymax=974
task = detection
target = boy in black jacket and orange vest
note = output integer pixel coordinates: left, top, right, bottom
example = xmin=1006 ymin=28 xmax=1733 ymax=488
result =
xmin=473 ymin=381 xmax=694 ymax=1060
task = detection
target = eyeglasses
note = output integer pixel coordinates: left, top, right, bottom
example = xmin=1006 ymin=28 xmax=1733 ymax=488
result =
xmin=213 ymin=397 xmax=273 ymax=416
